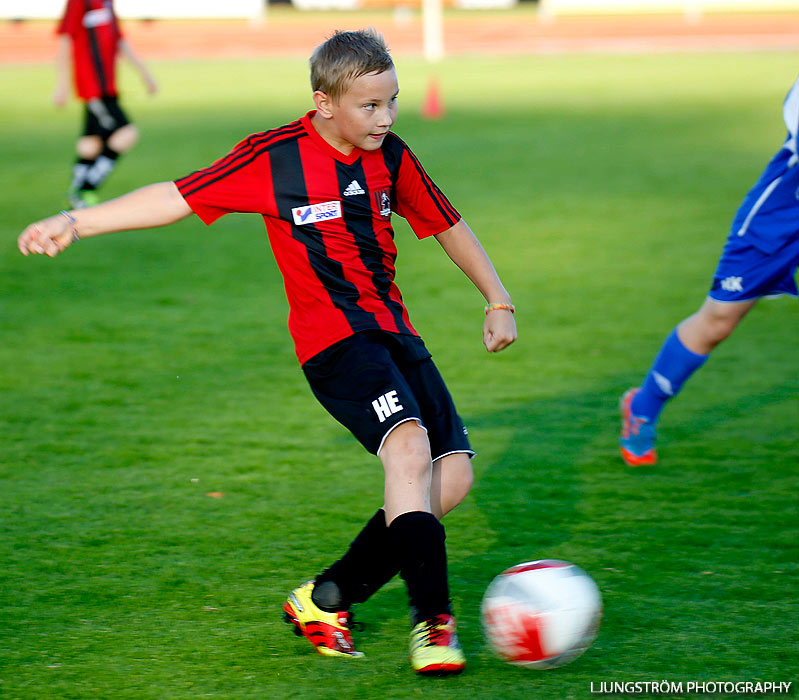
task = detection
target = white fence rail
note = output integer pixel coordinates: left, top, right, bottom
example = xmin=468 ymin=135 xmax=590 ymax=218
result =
xmin=2 ymin=0 xmax=265 ymax=19
xmin=540 ymin=0 xmax=799 ymax=14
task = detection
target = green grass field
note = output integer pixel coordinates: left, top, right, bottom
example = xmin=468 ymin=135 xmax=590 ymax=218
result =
xmin=1 ymin=48 xmax=797 ymax=699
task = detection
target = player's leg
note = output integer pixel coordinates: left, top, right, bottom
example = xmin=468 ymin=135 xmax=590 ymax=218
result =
xmin=312 ymin=508 xmax=393 ymax=610
xmin=68 ymin=122 xmax=104 ymax=208
xmin=310 ymin=452 xmax=473 ymax=621
xmin=312 ymin=420 xmax=464 ymax=674
xmin=76 ymin=135 xmax=103 ymax=160
xmin=77 ymin=97 xmax=134 ymax=201
xmin=404 ymin=351 xmax=474 ymax=520
xmin=380 ymin=419 xmax=433 ymax=520
xmin=430 ymin=452 xmax=473 ymax=520
xmin=622 ymin=141 xmax=799 ymax=467
xmin=379 ymin=353 xmax=469 ymax=675
xmin=621 ymin=241 xmax=798 ymax=466
xmin=379 ymin=421 xmax=464 ymax=675
xmin=285 ymin=334 xmax=424 ymax=658
xmin=69 ymin=100 xmax=106 ymax=207
xmin=106 ymin=122 xmax=139 ymax=154
xmin=284 ymin=422 xmax=451 ymax=667
xmin=288 ymin=333 xmax=465 ymax=672
xmin=677 ymin=297 xmax=757 ymax=355
xmin=308 ymin=421 xmax=437 ymax=623
xmin=620 ymin=298 xmax=755 ymax=466
xmin=379 ymin=421 xmax=445 ymax=625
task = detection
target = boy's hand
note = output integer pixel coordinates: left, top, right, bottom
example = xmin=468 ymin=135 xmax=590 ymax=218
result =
xmin=483 ymin=309 xmax=517 ymax=352
xmin=52 ymin=84 xmax=68 ymax=108
xmin=143 ymin=74 xmax=159 ymax=96
xmin=18 ymin=214 xmax=75 ymax=258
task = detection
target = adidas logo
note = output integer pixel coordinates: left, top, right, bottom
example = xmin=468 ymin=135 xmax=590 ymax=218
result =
xmin=343 ymin=180 xmax=365 ymax=196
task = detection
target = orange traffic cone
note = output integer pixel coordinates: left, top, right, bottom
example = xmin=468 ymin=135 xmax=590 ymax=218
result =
xmin=421 ymin=77 xmax=444 ymax=120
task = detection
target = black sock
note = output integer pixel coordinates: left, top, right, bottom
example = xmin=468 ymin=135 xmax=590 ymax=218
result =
xmin=70 ymin=157 xmax=95 ymax=192
xmin=313 ymin=509 xmax=399 ymax=611
xmin=84 ymin=145 xmax=120 ymax=190
xmin=389 ymin=511 xmax=451 ymax=625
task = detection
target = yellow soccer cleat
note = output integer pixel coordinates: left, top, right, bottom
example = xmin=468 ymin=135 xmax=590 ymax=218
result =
xmin=282 ymin=581 xmax=364 ymax=658
xmin=67 ymin=189 xmax=100 ymax=210
xmin=409 ymin=614 xmax=466 ymax=675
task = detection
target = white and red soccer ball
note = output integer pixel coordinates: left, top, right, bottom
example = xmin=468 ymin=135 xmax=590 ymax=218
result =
xmin=481 ymin=559 xmax=602 ymax=669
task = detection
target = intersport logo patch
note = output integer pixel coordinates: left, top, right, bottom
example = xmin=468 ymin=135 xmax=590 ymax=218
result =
xmin=83 ymin=7 xmax=113 ymax=28
xmin=291 ymin=201 xmax=342 ymax=226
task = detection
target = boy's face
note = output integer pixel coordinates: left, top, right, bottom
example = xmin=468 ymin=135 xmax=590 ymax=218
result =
xmin=314 ymin=68 xmax=399 ymax=154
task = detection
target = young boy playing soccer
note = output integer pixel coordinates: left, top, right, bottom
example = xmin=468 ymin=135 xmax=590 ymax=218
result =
xmin=18 ymin=29 xmax=517 ymax=675
xmin=620 ymin=74 xmax=799 ymax=467
xmin=54 ymin=0 xmax=158 ymax=209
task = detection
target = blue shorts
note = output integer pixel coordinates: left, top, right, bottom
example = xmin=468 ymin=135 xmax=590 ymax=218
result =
xmin=710 ymin=237 xmax=799 ymax=302
xmin=710 ymin=146 xmax=799 ymax=302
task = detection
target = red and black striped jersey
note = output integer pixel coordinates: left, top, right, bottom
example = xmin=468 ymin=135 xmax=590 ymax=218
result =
xmin=57 ymin=0 xmax=122 ymax=101
xmin=175 ymin=111 xmax=461 ymax=365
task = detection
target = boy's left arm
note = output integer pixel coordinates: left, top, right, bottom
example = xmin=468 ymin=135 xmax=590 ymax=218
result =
xmin=434 ymin=220 xmax=517 ymax=353
xmin=118 ymin=39 xmax=158 ymax=95
xmin=53 ymin=35 xmax=71 ymax=107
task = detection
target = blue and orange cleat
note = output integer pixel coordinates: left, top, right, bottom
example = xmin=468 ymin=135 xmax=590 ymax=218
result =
xmin=619 ymin=388 xmax=658 ymax=467
xmin=409 ymin=614 xmax=466 ymax=676
xmin=283 ymin=581 xmax=364 ymax=658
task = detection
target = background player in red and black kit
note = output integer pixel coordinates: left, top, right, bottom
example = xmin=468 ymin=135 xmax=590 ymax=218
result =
xmin=54 ymin=0 xmax=158 ymax=208
xmin=19 ymin=29 xmax=517 ymax=676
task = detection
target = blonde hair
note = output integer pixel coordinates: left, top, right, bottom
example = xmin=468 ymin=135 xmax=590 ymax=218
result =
xmin=310 ymin=29 xmax=393 ymax=102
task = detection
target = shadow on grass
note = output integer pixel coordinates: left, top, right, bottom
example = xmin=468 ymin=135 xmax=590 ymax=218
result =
xmin=450 ymin=374 xmax=798 ymax=656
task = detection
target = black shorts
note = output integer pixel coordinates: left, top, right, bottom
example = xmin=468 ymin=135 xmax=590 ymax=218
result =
xmin=302 ymin=330 xmax=473 ymax=460
xmin=83 ymin=96 xmax=130 ymax=140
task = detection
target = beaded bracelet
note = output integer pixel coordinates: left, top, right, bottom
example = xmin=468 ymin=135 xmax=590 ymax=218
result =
xmin=59 ymin=210 xmax=80 ymax=242
xmin=485 ymin=302 xmax=515 ymax=314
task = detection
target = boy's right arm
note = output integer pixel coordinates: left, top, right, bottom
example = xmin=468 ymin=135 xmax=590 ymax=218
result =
xmin=118 ymin=38 xmax=159 ymax=96
xmin=18 ymin=182 xmax=192 ymax=257
xmin=53 ymin=35 xmax=71 ymax=107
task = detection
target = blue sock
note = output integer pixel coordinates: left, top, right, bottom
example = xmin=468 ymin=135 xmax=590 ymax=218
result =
xmin=631 ymin=328 xmax=708 ymax=423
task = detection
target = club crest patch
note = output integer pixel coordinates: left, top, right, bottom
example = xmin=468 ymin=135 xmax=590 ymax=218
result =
xmin=291 ymin=201 xmax=342 ymax=226
xmin=373 ymin=189 xmax=392 ymax=219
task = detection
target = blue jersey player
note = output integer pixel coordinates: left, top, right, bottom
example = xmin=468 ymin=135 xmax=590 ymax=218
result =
xmin=620 ymin=75 xmax=799 ymax=467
